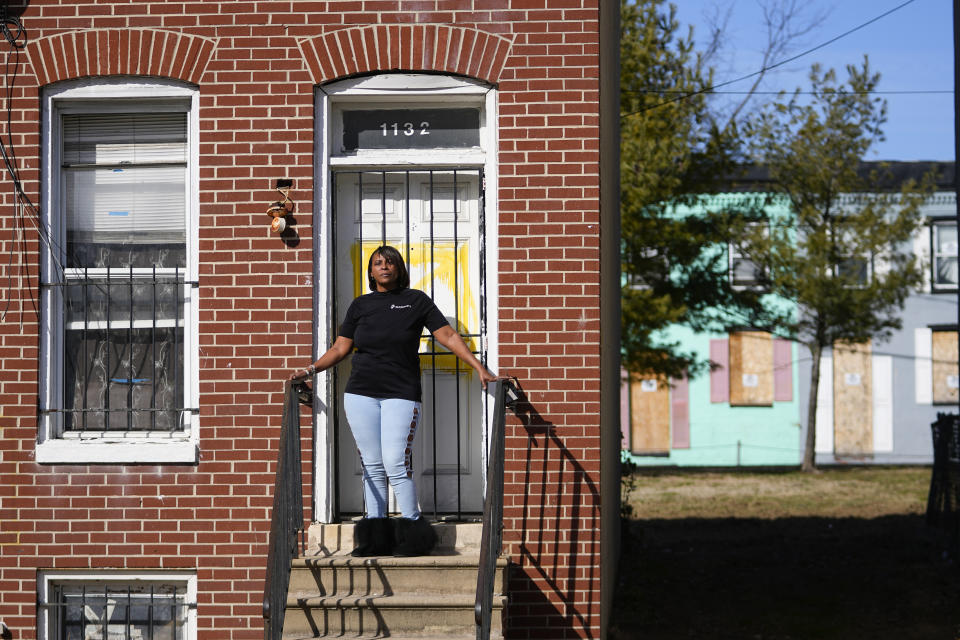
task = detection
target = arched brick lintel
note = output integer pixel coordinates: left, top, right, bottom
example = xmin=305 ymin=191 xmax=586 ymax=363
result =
xmin=27 ymin=29 xmax=217 ymax=86
xmin=298 ymin=25 xmax=513 ymax=86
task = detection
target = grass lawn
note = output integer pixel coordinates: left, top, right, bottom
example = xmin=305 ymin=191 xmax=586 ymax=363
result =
xmin=610 ymin=466 xmax=960 ymax=640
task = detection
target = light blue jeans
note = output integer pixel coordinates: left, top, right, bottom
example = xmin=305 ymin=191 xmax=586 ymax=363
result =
xmin=343 ymin=393 xmax=422 ymax=519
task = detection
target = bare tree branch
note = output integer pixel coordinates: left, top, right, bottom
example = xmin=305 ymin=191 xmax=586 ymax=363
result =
xmin=701 ymin=0 xmax=831 ymax=129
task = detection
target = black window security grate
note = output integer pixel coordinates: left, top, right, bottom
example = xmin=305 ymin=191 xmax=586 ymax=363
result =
xmin=41 ymin=266 xmax=199 ymax=433
xmin=43 ymin=583 xmax=193 ymax=640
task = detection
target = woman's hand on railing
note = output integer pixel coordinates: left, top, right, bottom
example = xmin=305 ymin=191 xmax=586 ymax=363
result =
xmin=289 ymin=363 xmax=319 ymax=381
xmin=476 ymin=368 xmax=500 ymax=390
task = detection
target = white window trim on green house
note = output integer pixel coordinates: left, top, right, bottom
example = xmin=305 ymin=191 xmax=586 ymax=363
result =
xmin=728 ymin=221 xmax=767 ymax=290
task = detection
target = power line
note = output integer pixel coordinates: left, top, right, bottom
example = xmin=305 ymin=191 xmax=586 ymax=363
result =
xmin=633 ymin=90 xmax=951 ymax=96
xmin=622 ymin=0 xmax=922 ymax=119
xmin=0 ymin=13 xmax=66 ymax=323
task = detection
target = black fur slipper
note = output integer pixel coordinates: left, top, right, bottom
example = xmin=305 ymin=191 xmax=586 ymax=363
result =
xmin=392 ymin=516 xmax=437 ymax=557
xmin=350 ymin=517 xmax=395 ymax=557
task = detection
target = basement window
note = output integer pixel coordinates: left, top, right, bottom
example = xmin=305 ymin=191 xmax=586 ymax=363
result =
xmin=37 ymin=572 xmax=197 ymax=640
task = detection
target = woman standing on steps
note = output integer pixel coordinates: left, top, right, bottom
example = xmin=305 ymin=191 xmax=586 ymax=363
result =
xmin=290 ymin=245 xmax=498 ymax=557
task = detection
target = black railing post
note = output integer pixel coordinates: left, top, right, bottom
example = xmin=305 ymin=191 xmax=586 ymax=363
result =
xmin=927 ymin=412 xmax=960 ymax=558
xmin=263 ymin=382 xmax=305 ymax=640
xmin=475 ymin=378 xmax=518 ymax=640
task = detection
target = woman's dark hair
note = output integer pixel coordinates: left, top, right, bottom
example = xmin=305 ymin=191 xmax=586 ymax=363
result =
xmin=367 ymin=245 xmax=410 ymax=291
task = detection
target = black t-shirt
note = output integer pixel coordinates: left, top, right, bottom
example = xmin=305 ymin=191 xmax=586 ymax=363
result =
xmin=338 ymin=287 xmax=449 ymax=401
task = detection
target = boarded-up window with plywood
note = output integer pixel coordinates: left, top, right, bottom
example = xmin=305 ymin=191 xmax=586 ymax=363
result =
xmin=932 ymin=329 xmax=959 ymax=404
xmin=729 ymin=331 xmax=774 ymax=406
xmin=629 ymin=373 xmax=670 ymax=455
xmin=833 ymin=340 xmax=873 ymax=456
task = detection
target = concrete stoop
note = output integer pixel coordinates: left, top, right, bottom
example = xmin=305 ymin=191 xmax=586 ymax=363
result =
xmin=280 ymin=522 xmax=507 ymax=639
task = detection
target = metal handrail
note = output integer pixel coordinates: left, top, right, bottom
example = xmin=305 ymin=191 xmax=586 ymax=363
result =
xmin=928 ymin=412 xmax=960 ymax=545
xmin=475 ymin=378 xmax=518 ymax=640
xmin=263 ymin=382 xmax=305 ymax=640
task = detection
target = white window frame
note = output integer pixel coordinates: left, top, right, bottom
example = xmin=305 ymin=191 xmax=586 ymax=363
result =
xmin=37 ymin=571 xmax=197 ymax=640
xmin=729 ymin=246 xmax=763 ymax=288
xmin=312 ymin=73 xmax=499 ymax=522
xmin=827 ymin=225 xmax=872 ymax=288
xmin=931 ymin=218 xmax=958 ymax=291
xmin=729 ymin=222 xmax=767 ymax=290
xmin=37 ymin=78 xmax=200 ymax=464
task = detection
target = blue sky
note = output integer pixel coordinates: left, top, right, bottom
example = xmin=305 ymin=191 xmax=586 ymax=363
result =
xmin=672 ymin=0 xmax=953 ymax=161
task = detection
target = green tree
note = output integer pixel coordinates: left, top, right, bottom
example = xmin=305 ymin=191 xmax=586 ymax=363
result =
xmin=620 ymin=0 xmax=769 ymax=379
xmin=742 ymin=59 xmax=933 ymax=471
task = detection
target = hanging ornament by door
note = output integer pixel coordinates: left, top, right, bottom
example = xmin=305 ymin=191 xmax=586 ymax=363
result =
xmin=267 ymin=179 xmax=294 ymax=233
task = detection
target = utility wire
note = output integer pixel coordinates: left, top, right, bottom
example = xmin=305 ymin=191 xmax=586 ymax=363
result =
xmin=0 ymin=13 xmax=64 ymax=322
xmin=622 ymin=0 xmax=922 ymax=119
xmin=0 ymin=13 xmax=28 ymax=322
xmin=639 ymin=90 xmax=951 ymax=96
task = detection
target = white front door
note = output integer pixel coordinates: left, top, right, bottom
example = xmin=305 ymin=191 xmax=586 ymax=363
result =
xmin=332 ymin=168 xmax=488 ymax=516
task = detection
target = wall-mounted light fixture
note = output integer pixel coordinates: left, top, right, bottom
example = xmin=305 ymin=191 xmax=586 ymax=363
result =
xmin=267 ymin=179 xmax=294 ymax=233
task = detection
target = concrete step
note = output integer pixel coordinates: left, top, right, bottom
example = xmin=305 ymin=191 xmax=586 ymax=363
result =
xmin=283 ymin=521 xmax=506 ymax=639
xmin=288 ymin=553 xmax=507 ymax=596
xmin=281 ymin=592 xmax=507 ymax=638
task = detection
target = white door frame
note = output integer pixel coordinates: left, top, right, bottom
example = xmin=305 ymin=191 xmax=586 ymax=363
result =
xmin=312 ymin=74 xmax=500 ymax=522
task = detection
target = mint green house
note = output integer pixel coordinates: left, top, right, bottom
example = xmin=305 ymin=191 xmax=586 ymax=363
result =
xmin=621 ymin=192 xmax=802 ymax=467
xmin=622 ymin=162 xmax=957 ymax=467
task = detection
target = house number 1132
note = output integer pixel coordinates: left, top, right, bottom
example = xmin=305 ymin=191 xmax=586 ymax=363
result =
xmin=341 ymin=107 xmax=478 ymax=150
xmin=380 ymin=121 xmax=431 ymax=136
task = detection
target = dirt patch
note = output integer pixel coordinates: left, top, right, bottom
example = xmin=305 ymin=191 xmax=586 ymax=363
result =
xmin=610 ymin=467 xmax=960 ymax=640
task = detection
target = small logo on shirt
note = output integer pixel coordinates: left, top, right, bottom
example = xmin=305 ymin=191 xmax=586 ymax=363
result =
xmin=391 ymin=304 xmax=412 ymax=310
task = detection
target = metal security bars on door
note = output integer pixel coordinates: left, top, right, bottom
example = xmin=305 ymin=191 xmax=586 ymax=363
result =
xmin=41 ymin=266 xmax=198 ymax=432
xmin=332 ymin=168 xmax=487 ymax=518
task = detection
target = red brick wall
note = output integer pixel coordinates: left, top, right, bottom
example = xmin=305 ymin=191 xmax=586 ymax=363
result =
xmin=0 ymin=2 xmax=604 ymax=638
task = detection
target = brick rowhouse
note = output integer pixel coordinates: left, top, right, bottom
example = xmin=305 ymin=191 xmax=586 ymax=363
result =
xmin=0 ymin=2 xmax=620 ymax=639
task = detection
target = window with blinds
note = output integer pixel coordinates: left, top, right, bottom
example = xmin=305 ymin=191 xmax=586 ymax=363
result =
xmin=62 ymin=111 xmax=187 ymax=268
xmin=46 ymin=104 xmax=194 ymax=434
